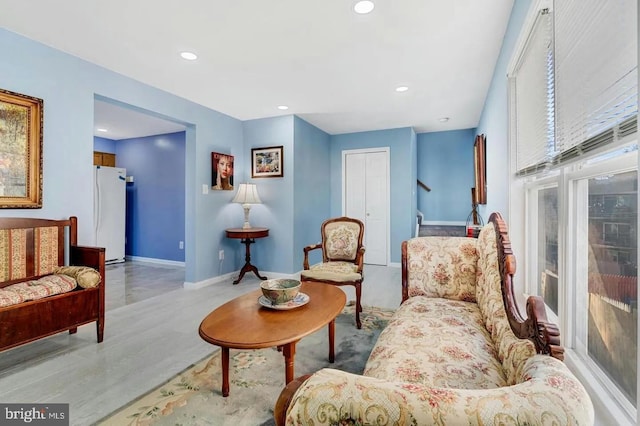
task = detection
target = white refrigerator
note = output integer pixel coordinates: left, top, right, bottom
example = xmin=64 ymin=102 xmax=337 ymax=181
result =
xmin=94 ymin=166 xmax=126 ymax=263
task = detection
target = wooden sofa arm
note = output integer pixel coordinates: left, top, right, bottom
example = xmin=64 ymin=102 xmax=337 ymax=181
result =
xmin=274 ymin=375 xmax=310 ymax=426
xmin=70 ymin=245 xmax=105 ymax=270
xmin=526 ymin=295 xmax=564 ymax=360
xmin=491 ymin=212 xmax=565 ymax=360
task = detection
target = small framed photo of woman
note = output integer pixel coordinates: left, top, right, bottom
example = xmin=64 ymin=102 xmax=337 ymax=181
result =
xmin=251 ymin=146 xmax=283 ymax=178
xmin=211 ymin=152 xmax=234 ymax=190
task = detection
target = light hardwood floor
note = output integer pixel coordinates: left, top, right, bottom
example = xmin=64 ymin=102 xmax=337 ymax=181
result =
xmin=0 ymin=261 xmax=401 ymax=426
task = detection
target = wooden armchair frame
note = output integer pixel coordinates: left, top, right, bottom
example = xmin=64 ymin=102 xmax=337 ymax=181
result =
xmin=302 ymin=216 xmax=365 ymax=328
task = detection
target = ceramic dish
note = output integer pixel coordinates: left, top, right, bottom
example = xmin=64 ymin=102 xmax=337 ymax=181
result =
xmin=258 ymin=292 xmax=309 ymax=310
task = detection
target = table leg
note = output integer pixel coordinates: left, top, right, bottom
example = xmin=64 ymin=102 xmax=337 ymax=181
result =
xmin=328 ymin=319 xmax=335 ymax=363
xmin=281 ymin=342 xmax=297 ymax=384
xmin=233 ymin=238 xmax=268 ymax=284
xmin=221 ymin=347 xmax=230 ymax=397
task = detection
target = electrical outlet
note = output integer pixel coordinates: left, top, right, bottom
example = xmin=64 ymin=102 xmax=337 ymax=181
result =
xmin=218 ymin=250 xmax=224 ymax=260
xmin=179 ymin=241 xmax=184 ymax=249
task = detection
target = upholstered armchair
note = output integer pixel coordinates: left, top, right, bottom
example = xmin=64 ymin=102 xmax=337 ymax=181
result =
xmin=300 ymin=217 xmax=365 ymax=328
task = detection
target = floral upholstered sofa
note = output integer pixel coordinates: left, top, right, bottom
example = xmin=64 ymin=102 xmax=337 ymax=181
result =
xmin=275 ymin=213 xmax=594 ymax=425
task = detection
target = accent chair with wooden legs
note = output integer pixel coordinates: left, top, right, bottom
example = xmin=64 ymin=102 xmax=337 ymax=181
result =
xmin=300 ymin=217 xmax=365 ymax=329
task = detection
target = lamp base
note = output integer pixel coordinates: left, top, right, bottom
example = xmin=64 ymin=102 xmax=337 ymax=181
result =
xmin=242 ymin=204 xmax=252 ymax=229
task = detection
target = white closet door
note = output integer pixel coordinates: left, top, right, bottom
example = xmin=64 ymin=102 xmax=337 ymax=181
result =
xmin=343 ymin=149 xmax=389 ymax=265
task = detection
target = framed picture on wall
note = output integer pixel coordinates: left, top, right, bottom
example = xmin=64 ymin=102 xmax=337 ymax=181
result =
xmin=251 ymin=146 xmax=283 ymax=178
xmin=473 ymin=134 xmax=487 ymax=205
xmin=0 ymin=88 xmax=43 ymax=208
xmin=211 ymin=152 xmax=234 ymax=190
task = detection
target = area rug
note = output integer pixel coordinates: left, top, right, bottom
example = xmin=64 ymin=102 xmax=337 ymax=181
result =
xmin=97 ymin=303 xmax=393 ymax=426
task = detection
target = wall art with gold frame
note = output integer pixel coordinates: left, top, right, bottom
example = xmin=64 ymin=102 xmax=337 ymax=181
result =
xmin=0 ymin=88 xmax=43 ymax=208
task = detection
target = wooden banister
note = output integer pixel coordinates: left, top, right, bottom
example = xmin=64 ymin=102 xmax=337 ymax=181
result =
xmin=417 ymin=179 xmax=431 ymax=192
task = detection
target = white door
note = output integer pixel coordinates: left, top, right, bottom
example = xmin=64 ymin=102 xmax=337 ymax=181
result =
xmin=343 ymin=149 xmax=389 ymax=265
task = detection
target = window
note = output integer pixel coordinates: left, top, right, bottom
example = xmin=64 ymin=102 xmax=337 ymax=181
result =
xmin=510 ymin=0 xmax=638 ymax=422
xmin=537 ymin=186 xmax=558 ymax=314
xmin=571 ymin=162 xmax=638 ymax=411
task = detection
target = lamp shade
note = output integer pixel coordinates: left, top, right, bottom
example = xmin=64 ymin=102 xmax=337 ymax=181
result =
xmin=232 ymin=183 xmax=262 ymax=204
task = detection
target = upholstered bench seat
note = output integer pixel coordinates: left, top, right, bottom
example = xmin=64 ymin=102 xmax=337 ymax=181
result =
xmin=0 ymin=274 xmax=77 ymax=307
xmin=364 ymin=296 xmax=507 ymax=389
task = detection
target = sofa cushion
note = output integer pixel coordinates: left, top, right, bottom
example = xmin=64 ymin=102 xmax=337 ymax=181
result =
xmin=54 ymin=266 xmax=101 ymax=288
xmin=0 ymin=274 xmax=77 ymax=308
xmin=364 ymin=296 xmax=507 ymax=389
xmin=405 ymin=237 xmax=478 ymax=302
xmin=476 ymin=222 xmax=536 ymax=385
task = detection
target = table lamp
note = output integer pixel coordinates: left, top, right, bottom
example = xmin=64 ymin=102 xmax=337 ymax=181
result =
xmin=232 ymin=183 xmax=262 ymax=229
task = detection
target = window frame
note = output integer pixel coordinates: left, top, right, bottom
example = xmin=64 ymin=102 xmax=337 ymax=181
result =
xmin=523 ymin=146 xmax=638 ymax=423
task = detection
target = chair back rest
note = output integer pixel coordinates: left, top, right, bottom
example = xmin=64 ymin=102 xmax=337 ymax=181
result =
xmin=321 ymin=217 xmax=364 ymax=262
xmin=0 ymin=217 xmax=76 ymax=288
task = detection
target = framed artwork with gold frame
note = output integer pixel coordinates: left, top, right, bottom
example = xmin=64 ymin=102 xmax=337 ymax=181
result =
xmin=0 ymin=88 xmax=43 ymax=208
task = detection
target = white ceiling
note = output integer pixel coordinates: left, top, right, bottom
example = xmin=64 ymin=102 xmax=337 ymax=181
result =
xmin=94 ymin=100 xmax=186 ymax=140
xmin=0 ymin=0 xmax=514 ymax=138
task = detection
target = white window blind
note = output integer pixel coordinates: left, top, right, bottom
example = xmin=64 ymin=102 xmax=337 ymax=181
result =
xmin=554 ymin=0 xmax=638 ymax=163
xmin=510 ymin=10 xmax=553 ymax=175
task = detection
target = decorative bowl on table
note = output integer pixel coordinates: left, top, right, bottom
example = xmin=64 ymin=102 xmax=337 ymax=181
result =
xmin=260 ymin=279 xmax=301 ymax=306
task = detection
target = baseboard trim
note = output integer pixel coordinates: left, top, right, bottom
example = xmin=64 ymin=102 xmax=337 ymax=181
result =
xmin=184 ymin=271 xmax=299 ymax=290
xmin=126 ymin=255 xmax=185 ymax=267
xmin=183 ymin=272 xmax=237 ymax=290
xmin=421 ymin=221 xmax=466 ymax=226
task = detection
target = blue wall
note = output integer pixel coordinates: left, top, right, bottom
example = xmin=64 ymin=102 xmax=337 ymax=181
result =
xmin=417 ymin=128 xmax=476 ymax=223
xmin=2 ymin=6 xmax=533 ymax=281
xmin=241 ymin=116 xmax=295 ymax=274
xmin=476 ymin=0 xmax=530 ymax=220
xmin=94 ymin=136 xmax=116 ymax=153
xmin=293 ymin=116 xmax=332 ymax=268
xmin=0 ymin=27 xmax=243 ymax=284
xmin=330 ymin=127 xmax=416 ymax=263
xmin=115 ymin=132 xmax=186 ymax=262
xmin=475 ymin=0 xmax=530 ymax=264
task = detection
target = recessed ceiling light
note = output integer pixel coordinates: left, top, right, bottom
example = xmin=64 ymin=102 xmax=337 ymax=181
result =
xmin=354 ymin=1 xmax=375 ymax=14
xmin=277 ymin=105 xmax=289 ymax=110
xmin=97 ymin=128 xmax=108 ymax=132
xmin=395 ymin=86 xmax=409 ymax=92
xmin=180 ymin=51 xmax=198 ymax=61
xmin=438 ymin=117 xmax=450 ymax=123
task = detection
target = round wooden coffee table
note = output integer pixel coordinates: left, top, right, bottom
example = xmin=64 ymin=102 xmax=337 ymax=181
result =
xmin=198 ymin=281 xmax=346 ymax=396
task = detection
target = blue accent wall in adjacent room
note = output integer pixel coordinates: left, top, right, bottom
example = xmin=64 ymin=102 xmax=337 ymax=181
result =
xmin=93 ymin=136 xmax=116 ymax=153
xmin=116 ymin=132 xmax=186 ymax=262
xmin=330 ymin=127 xmax=416 ymax=264
xmin=416 ymin=128 xmax=476 ymax=223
